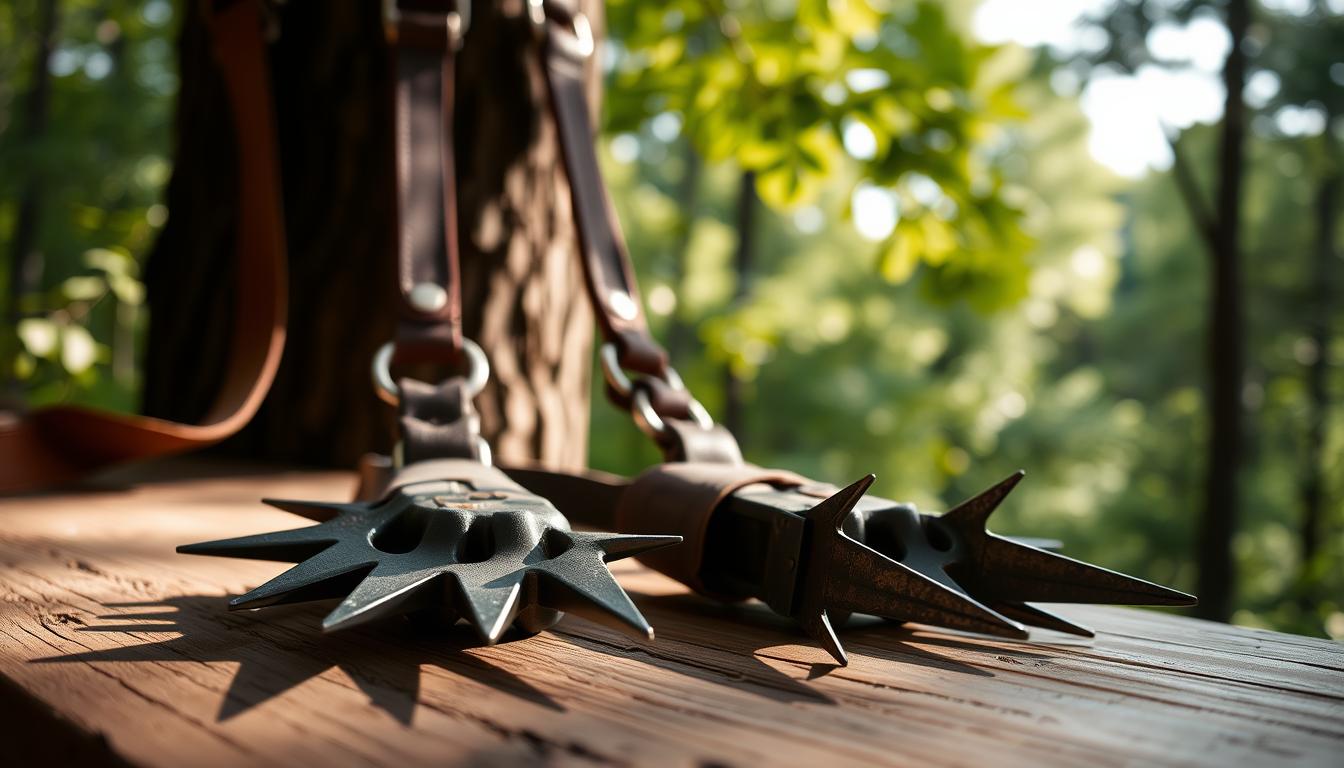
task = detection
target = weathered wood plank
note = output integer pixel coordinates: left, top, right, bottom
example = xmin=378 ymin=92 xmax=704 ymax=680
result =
xmin=1 ymin=463 xmax=1340 ymax=767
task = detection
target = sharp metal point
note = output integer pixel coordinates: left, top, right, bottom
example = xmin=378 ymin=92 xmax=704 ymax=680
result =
xmin=942 ymin=470 xmax=1025 ymax=529
xmin=176 ymin=527 xmax=338 ymax=563
xmin=801 ymin=476 xmax=1029 ymax=645
xmin=990 ymin=601 xmax=1095 ymax=638
xmin=321 ymin=569 xmax=442 ymax=633
xmin=585 ymin=533 xmax=683 ymax=562
xmin=801 ymin=609 xmax=849 ymax=666
xmin=229 ymin=548 xmax=376 ymax=610
xmin=535 ymin=562 xmax=656 ymax=641
xmin=452 ymin=576 xmax=524 ymax=643
xmin=806 ymin=474 xmax=876 ymax=531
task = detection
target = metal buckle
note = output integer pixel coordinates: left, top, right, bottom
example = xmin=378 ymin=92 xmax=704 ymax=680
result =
xmin=385 ymin=0 xmax=472 ymax=50
xmin=600 ymin=342 xmax=713 ymax=437
xmin=372 ymin=336 xmax=490 ymax=406
xmin=527 ymin=0 xmax=594 ymax=59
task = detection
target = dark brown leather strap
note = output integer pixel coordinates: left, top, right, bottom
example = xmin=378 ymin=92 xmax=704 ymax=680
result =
xmin=535 ymin=1 xmax=741 ymax=464
xmin=390 ymin=0 xmax=467 ymax=366
xmin=535 ymin=0 xmax=668 ymax=380
xmin=616 ymin=463 xmax=805 ymax=594
xmin=0 ymin=0 xmax=287 ymax=494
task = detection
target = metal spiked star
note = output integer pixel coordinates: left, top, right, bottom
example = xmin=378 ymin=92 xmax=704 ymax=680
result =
xmin=179 ymin=460 xmax=680 ymax=643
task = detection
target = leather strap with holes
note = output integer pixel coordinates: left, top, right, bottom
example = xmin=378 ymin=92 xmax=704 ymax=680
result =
xmin=390 ymin=0 xmax=466 ymax=367
xmin=0 ymin=0 xmax=287 ymax=494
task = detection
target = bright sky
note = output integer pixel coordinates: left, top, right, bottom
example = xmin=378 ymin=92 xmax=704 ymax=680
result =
xmin=972 ymin=0 xmax=1232 ymax=179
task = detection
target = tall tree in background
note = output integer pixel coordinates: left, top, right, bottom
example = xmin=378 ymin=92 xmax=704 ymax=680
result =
xmin=5 ymin=0 xmax=59 ymax=399
xmin=1079 ymin=0 xmax=1251 ymax=620
xmin=143 ymin=0 xmax=596 ymax=469
xmin=1257 ymin=6 xmax=1343 ymax=610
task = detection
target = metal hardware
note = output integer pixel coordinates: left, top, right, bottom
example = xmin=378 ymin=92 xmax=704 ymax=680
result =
xmin=180 ymin=460 xmax=680 ymax=644
xmin=632 ymin=388 xmax=713 ymax=438
xmin=385 ymin=0 xmax=471 ymax=50
xmin=527 ymin=0 xmax=594 ymax=59
xmin=372 ymin=336 xmax=489 ymax=406
xmin=408 ymin=282 xmax=449 ymax=313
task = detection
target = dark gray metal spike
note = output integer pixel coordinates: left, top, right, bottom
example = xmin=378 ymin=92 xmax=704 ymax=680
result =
xmin=941 ymin=470 xmax=1025 ymax=529
xmin=452 ymin=573 xmax=525 ymax=643
xmin=321 ymin=567 xmax=443 ymax=632
xmin=230 ymin=546 xmax=377 ymax=610
xmin=990 ymin=601 xmax=1095 ymax=637
xmin=534 ymin=555 xmax=657 ymax=641
xmin=176 ymin=526 xmax=339 ymax=563
xmin=576 ymin=532 xmax=682 ymax=562
xmin=262 ymin=498 xmax=361 ymax=523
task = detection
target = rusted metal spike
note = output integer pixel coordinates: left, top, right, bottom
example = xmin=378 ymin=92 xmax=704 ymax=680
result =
xmin=261 ymin=498 xmax=361 ymax=523
xmin=990 ymin=601 xmax=1095 ymax=637
xmin=800 ymin=477 xmax=1028 ymax=664
xmin=806 ymin=474 xmax=877 ymax=529
xmin=942 ymin=470 xmax=1025 ymax=528
xmin=801 ymin=609 xmax=848 ymax=666
xmin=969 ymin=535 xmax=1197 ymax=606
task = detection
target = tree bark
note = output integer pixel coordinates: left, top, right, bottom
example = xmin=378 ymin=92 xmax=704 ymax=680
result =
xmin=144 ymin=0 xmax=595 ymax=470
xmin=1195 ymin=0 xmax=1249 ymax=621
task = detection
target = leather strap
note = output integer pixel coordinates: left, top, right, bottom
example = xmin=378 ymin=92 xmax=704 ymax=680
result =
xmin=536 ymin=0 xmax=668 ymax=380
xmin=0 ymin=0 xmax=287 ymax=494
xmin=536 ymin=1 xmax=741 ymax=464
xmin=398 ymin=377 xmax=482 ymax=465
xmin=390 ymin=0 xmax=466 ymax=366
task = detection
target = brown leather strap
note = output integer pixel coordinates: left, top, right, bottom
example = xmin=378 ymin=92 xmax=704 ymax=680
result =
xmin=536 ymin=0 xmax=668 ymax=379
xmin=536 ymin=2 xmax=742 ymax=464
xmin=614 ymin=463 xmax=806 ymax=594
xmin=0 ymin=0 xmax=286 ymax=494
xmin=390 ymin=0 xmax=466 ymax=366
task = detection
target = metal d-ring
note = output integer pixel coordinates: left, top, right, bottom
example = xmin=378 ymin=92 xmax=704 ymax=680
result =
xmin=599 ymin=342 xmax=689 ymax=398
xmin=632 ymin=386 xmax=714 ymax=439
xmin=372 ymin=337 xmax=489 ymax=406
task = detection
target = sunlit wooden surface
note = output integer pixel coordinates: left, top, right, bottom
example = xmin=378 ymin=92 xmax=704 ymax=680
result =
xmin=2 ymin=462 xmax=1341 ymax=767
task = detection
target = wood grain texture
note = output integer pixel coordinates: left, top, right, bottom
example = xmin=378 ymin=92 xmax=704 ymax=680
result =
xmin=1 ymin=464 xmax=1341 ymax=767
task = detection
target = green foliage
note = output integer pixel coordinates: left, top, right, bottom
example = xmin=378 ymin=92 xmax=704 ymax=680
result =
xmin=593 ymin=1 xmax=1343 ymax=640
xmin=605 ymin=0 xmax=1035 ymax=308
xmin=1 ymin=0 xmax=171 ymax=409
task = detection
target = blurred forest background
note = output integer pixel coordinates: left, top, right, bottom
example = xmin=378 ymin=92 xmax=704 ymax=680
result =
xmin=1 ymin=0 xmax=1340 ymax=638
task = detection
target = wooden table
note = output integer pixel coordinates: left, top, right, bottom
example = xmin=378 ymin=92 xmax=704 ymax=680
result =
xmin=2 ymin=463 xmax=1341 ymax=767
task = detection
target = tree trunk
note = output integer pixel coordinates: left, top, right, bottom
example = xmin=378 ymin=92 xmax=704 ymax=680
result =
xmin=144 ymin=0 xmax=595 ymax=470
xmin=6 ymin=0 xmax=60 ymax=396
xmin=1298 ymin=163 xmax=1338 ymax=606
xmin=722 ymin=170 xmax=756 ymax=440
xmin=1195 ymin=0 xmax=1249 ymax=621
